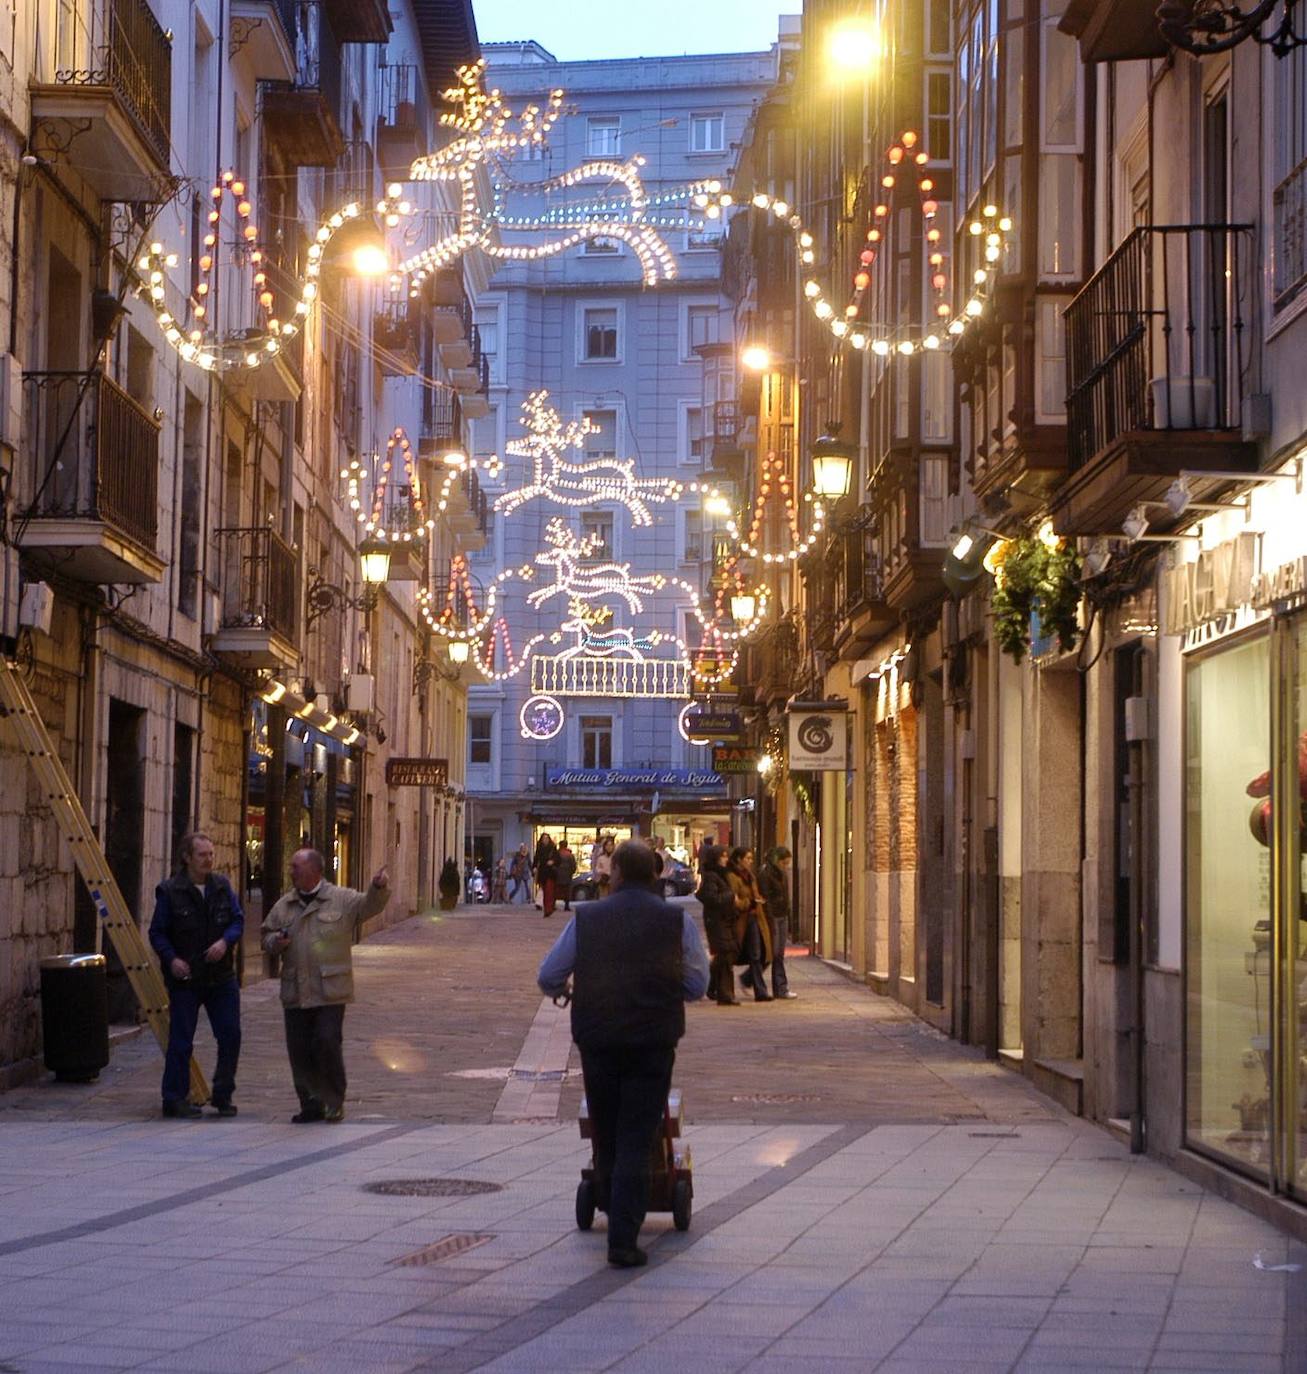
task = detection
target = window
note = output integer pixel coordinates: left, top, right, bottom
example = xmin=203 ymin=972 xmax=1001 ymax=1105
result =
xmin=582 ymin=408 xmax=618 ymax=458
xmin=474 ymin=307 xmax=500 ymax=382
xmin=1274 ymin=43 xmax=1307 ymax=307
xmin=587 ymin=116 xmax=620 ymax=157
xmin=687 ymin=217 xmax=726 ymax=252
xmin=580 ymin=510 xmax=614 ymax=561
xmin=927 ymin=72 xmax=951 ymax=163
xmin=469 ymin=715 xmax=493 ymax=765
xmin=682 ymin=405 xmax=704 ymax=465
xmin=927 ymin=0 xmax=950 ymax=56
xmin=1035 ymin=297 xmax=1068 ymax=422
xmin=690 ymin=112 xmax=724 ymax=153
xmin=683 ymin=507 xmax=702 ymax=563
xmin=685 ymin=304 xmax=719 ymax=357
xmin=584 ymin=236 xmax=620 ymax=254
xmin=581 ymin=306 xmax=619 ymax=361
xmin=581 ymin=716 xmax=613 ymax=770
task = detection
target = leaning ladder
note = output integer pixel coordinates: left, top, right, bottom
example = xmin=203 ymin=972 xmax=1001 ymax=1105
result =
xmin=0 ymin=658 xmax=209 ymax=1103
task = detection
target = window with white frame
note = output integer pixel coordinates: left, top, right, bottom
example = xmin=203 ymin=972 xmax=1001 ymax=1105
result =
xmin=580 ymin=509 xmax=614 ymax=561
xmin=469 ymin=714 xmax=494 ymax=765
xmin=684 ymin=303 xmax=719 ymax=358
xmin=1274 ymin=43 xmax=1307 ymax=308
xmin=1035 ymin=297 xmax=1069 ymax=423
xmin=681 ymin=405 xmax=705 ymax=465
xmin=581 ymin=306 xmax=619 ymax=361
xmin=682 ymin=507 xmax=703 ymax=563
xmin=919 ymin=454 xmax=952 ymax=545
xmin=584 ymin=235 xmax=620 ymax=254
xmin=581 ymin=715 xmax=613 ymax=769
xmin=587 ymin=115 xmax=620 ymax=157
xmin=689 ymin=112 xmax=725 ymax=153
xmin=474 ymin=306 xmax=500 ymax=382
xmin=687 ymin=216 xmax=726 ymax=252
xmin=582 ymin=408 xmax=618 ymax=458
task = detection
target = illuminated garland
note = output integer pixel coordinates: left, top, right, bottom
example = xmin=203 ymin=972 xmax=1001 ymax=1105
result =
xmin=434 ymin=451 xmax=504 ymax=515
xmin=725 ymin=450 xmax=826 ymax=564
xmin=416 ymin=554 xmax=534 ymax=641
xmin=493 ymin=392 xmax=683 ymax=525
xmin=362 ymin=428 xmax=428 ymax=542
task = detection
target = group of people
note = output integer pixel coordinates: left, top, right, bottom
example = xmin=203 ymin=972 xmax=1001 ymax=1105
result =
xmin=500 ymin=832 xmax=622 ymax=916
xmin=148 ymin=832 xmax=390 ymax=1123
xmin=696 ymin=844 xmax=796 ymax=1005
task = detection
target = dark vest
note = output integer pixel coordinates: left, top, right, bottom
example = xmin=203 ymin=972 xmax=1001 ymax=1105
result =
xmin=155 ymin=874 xmax=239 ymax=985
xmin=570 ymin=890 xmax=685 ymax=1050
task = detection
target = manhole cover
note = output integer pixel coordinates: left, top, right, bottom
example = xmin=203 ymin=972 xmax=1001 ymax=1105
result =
xmin=390 ymin=1233 xmax=496 ymax=1267
xmin=730 ymin=1093 xmax=822 ymax=1105
xmin=363 ymin=1178 xmax=504 ymax=1197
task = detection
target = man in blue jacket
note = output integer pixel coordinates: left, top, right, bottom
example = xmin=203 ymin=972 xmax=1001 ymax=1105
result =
xmin=148 ymin=832 xmax=244 ymax=1119
xmin=538 ymin=839 xmax=708 ymax=1268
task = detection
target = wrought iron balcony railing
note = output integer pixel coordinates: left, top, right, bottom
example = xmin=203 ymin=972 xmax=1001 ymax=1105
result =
xmin=422 ymin=388 xmax=463 ymax=446
xmin=46 ymin=0 xmax=172 ymax=165
xmin=216 ymin=527 xmax=299 ymax=644
xmin=1065 ymin=223 xmax=1253 ymax=472
xmin=23 ymin=369 xmax=159 ymax=552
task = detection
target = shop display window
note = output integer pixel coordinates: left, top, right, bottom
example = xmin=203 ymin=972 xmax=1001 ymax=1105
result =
xmin=1184 ymin=633 xmax=1271 ymax=1177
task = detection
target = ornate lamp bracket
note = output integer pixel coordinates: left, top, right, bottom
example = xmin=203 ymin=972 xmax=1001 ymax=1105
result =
xmin=1157 ymin=0 xmax=1307 ymax=56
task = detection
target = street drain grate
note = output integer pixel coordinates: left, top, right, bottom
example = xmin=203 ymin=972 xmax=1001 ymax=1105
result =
xmin=363 ymin=1178 xmax=504 ymax=1197
xmin=390 ymin=1233 xmax=496 ymax=1267
xmin=730 ymin=1092 xmax=823 ymax=1105
xmin=968 ymin=1131 xmax=1021 ymax=1138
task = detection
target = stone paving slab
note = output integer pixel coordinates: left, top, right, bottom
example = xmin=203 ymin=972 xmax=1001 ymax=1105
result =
xmin=2 ymin=903 xmax=1305 ymax=1371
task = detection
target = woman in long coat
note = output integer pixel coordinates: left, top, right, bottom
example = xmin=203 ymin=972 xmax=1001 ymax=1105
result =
xmin=726 ymin=846 xmax=773 ymax=1002
xmin=697 ymin=845 xmax=740 ymax=1006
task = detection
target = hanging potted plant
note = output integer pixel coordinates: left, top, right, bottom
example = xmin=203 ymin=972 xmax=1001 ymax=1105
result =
xmin=990 ymin=522 xmax=1082 ymax=664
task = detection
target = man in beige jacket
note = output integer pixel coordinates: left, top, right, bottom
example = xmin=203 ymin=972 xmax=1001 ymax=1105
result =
xmin=261 ymin=848 xmax=390 ymax=1123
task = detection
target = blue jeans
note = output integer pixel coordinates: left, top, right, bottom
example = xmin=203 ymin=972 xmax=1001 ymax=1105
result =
xmin=162 ymin=978 xmax=241 ymax=1105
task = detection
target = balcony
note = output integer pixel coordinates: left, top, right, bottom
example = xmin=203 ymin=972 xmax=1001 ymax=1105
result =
xmin=374 ymin=301 xmax=419 ymax=377
xmin=419 ymin=389 xmax=463 ymax=462
xmin=30 ymin=0 xmax=172 ymax=201
xmin=322 ymin=0 xmax=391 ymax=43
xmin=210 ymin=528 xmax=299 ymax=668
xmin=870 ymin=454 xmax=954 ymax=612
xmin=1060 ymin=0 xmax=1169 ymax=62
xmin=708 ymin=400 xmax=746 ymax=476
xmin=751 ymin=618 xmax=799 ymax=709
xmin=452 ymin=469 xmax=489 ymax=552
xmin=261 ymin=1 xmax=344 ymax=168
xmin=19 ymin=370 xmax=163 ymax=585
xmin=376 ymin=63 xmax=425 ymax=183
xmin=436 ymin=295 xmax=475 ymax=367
xmin=829 ymin=524 xmax=895 ymax=659
xmin=230 ymin=0 xmax=296 ymax=81
xmin=1054 ymin=224 xmax=1259 ymax=537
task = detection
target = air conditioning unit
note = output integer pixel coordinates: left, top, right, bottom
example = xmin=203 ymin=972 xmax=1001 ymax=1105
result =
xmin=18 ymin=580 xmax=52 ymax=636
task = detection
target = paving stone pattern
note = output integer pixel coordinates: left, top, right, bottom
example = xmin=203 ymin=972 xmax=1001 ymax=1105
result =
xmin=0 ymin=903 xmax=1302 ymax=1371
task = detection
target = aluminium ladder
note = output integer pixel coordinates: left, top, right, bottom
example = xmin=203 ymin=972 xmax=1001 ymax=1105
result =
xmin=0 ymin=658 xmax=208 ymax=1103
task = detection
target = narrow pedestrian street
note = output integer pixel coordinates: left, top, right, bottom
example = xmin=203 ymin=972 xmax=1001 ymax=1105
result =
xmin=0 ymin=905 xmax=1301 ymax=1373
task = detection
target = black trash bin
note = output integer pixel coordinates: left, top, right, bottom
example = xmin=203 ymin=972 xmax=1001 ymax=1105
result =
xmin=40 ymin=953 xmax=110 ymax=1082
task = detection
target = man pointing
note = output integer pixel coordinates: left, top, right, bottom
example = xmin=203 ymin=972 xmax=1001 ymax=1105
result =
xmin=262 ymin=849 xmax=390 ymax=1123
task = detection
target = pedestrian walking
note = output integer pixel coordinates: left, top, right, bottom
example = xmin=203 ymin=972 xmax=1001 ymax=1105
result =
xmin=508 ymin=844 xmax=531 ymax=903
xmin=537 ymin=840 xmax=708 ymax=1268
xmin=540 ymin=845 xmax=559 ymax=917
xmin=260 ymin=848 xmax=390 ymax=1124
xmin=555 ymin=841 xmax=577 ymax=910
xmin=148 ymin=832 xmax=244 ymax=1119
xmin=491 ymin=856 xmax=508 ymax=904
xmin=727 ymin=846 xmax=773 ymax=1002
xmin=757 ymin=846 xmax=798 ymax=999
xmin=532 ymin=831 xmax=558 ymax=910
xmin=594 ymin=835 xmax=615 ymax=895
xmin=696 ymin=844 xmax=739 ymax=1006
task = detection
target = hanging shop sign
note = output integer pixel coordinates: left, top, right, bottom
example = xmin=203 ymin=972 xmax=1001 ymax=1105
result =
xmin=712 ymin=745 xmax=758 ymax=775
xmin=546 ymin=766 xmax=724 ymax=790
xmin=385 ymin=757 xmax=449 ymax=787
xmin=687 ymin=710 xmax=744 ymax=741
xmin=787 ymin=707 xmax=849 ymax=771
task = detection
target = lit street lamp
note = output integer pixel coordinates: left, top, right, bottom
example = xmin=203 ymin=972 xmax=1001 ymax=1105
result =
xmin=740 ymin=343 xmax=773 ymax=372
xmin=827 ymin=17 xmax=883 ymax=74
xmin=810 ymin=427 xmax=855 ymax=500
xmin=447 ymin=638 xmax=471 ymax=665
xmin=358 ymin=537 xmax=393 ymax=586
xmin=730 ymin=590 xmax=757 ymax=623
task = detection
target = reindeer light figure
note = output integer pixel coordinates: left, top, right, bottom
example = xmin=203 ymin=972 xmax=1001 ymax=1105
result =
xmin=494 ymin=392 xmax=682 ymax=526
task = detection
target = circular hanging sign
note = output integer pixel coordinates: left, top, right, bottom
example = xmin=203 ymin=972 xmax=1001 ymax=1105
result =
xmin=520 ymin=694 xmax=565 ymax=741
xmin=678 ymin=702 xmax=710 ymax=746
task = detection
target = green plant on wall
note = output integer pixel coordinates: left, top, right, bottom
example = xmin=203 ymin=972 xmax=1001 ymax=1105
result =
xmin=990 ymin=525 xmax=1082 ymax=664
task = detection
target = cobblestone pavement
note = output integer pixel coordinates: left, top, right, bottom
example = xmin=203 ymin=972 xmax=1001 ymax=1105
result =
xmin=1 ymin=903 xmax=1303 ymax=1372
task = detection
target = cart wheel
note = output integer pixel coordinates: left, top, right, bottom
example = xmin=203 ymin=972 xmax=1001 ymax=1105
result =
xmin=576 ymin=1178 xmax=596 ymax=1231
xmin=672 ymin=1176 xmax=692 ymax=1231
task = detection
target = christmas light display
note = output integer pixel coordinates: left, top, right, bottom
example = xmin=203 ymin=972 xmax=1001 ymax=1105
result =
xmin=725 ymin=449 xmax=827 ymax=564
xmin=494 ymin=392 xmax=683 ymax=525
xmin=434 ymin=451 xmax=504 ymax=515
xmin=520 ymin=693 xmax=566 ymax=741
xmin=525 ymin=519 xmax=671 ymax=616
xmin=359 ymin=428 xmax=428 ymax=542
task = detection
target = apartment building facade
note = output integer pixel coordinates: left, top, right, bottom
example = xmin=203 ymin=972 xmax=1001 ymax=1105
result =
xmin=0 ymin=0 xmax=486 ymax=1084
